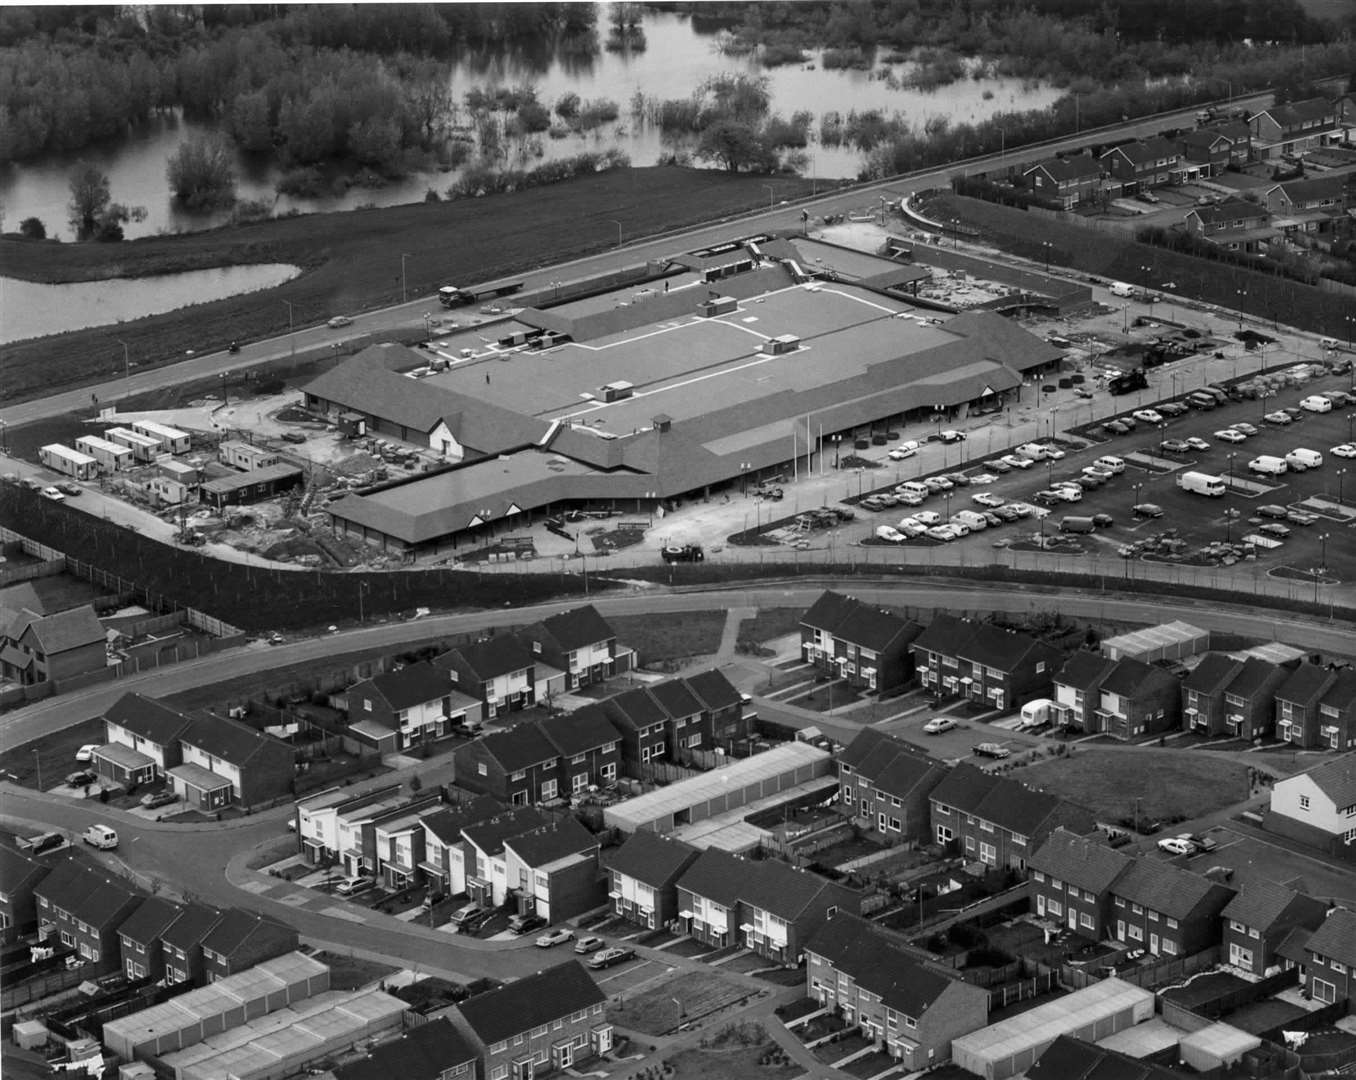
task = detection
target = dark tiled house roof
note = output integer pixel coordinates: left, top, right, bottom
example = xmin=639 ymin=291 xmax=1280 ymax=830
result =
xmin=1276 ymin=661 xmax=1335 ymax=705
xmin=1297 ymin=753 xmax=1356 ymax=811
xmin=419 ymin=796 xmax=505 ymax=844
xmin=806 ymin=913 xmax=958 ymax=1017
xmin=455 ymin=960 xmax=604 ymax=1046
xmin=602 ymin=686 xmax=670 ymax=730
xmin=648 ymin=679 xmax=704 ymax=720
xmin=606 ymin=831 xmax=699 ymax=885
xmin=911 ymin=613 xmax=976 ymax=657
xmin=359 ymin=662 xmax=452 ymax=711
xmin=1306 ymin=907 xmax=1356 ymax=968
xmin=678 ymin=849 xmax=851 ymax=919
xmin=506 ymin=817 xmax=597 ymax=866
xmin=534 ymin=604 xmax=615 ymax=651
xmin=478 ymin=723 xmax=560 ymax=773
xmin=1112 ymin=860 xmax=1232 ymax=920
xmin=118 ymin=897 xmax=183 ymax=945
xmin=334 ymin=1018 xmax=477 ymax=1080
xmin=440 ymin=635 xmax=534 ymax=681
xmin=541 ymin=707 xmax=621 ymax=757
xmin=1182 ymin=653 xmax=1244 ymax=694
xmin=1221 ymin=880 xmax=1323 ymax=931
xmin=929 ymin=763 xmax=1001 ymax=813
xmin=683 ymin=669 xmax=742 ymax=712
xmin=462 ymin=807 xmax=549 ymax=857
xmin=1029 ymin=828 xmax=1133 ymax=893
xmin=183 ymin=714 xmax=292 ymax=768
xmin=1057 ymin=651 xmax=1117 ymax=691
xmin=104 ymin=693 xmax=193 ymax=746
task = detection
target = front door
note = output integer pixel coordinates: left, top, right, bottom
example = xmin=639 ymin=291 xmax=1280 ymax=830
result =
xmin=1068 ymin=909 xmax=1077 ymax=931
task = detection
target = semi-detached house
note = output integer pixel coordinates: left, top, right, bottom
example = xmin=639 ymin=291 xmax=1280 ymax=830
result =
xmin=607 ymin=831 xmax=700 ymax=931
xmin=0 ymin=843 xmax=49 ymax=942
xmin=117 ymin=896 xmax=183 ymax=982
xmin=1051 ymin=651 xmax=1116 ymax=733
xmin=34 ymin=860 xmax=143 ymax=971
xmin=805 ymin=912 xmax=989 ymax=1072
xmin=1274 ymin=662 xmax=1339 ymax=749
xmin=198 ymin=908 xmax=299 ymax=981
xmin=158 ymin=901 xmax=222 ymax=986
xmin=436 ymin=636 xmax=535 ymax=718
xmin=522 ymin=604 xmax=626 ymax=691
xmin=1280 ymin=906 xmax=1356 ymax=1007
xmin=912 ymin=615 xmax=1061 ymax=711
xmin=171 ymin=712 xmax=295 ymax=810
xmin=1022 ymin=154 xmax=1102 ymax=209
xmin=95 ymin=692 xmax=193 ymax=786
xmin=1093 ymin=656 xmax=1181 ymax=740
xmin=417 ymin=795 xmax=505 ymax=899
xmin=1182 ymin=653 xmax=1290 ymax=739
xmin=502 ymin=816 xmax=605 ymax=924
xmin=1220 ymin=879 xmax=1328 ymax=976
xmin=343 ymin=661 xmax=481 ymax=754
xmin=454 ymin=722 xmax=564 ymax=805
xmin=1266 ymin=753 xmax=1356 ymax=859
xmin=540 ymin=705 xmax=622 ymax=795
xmin=836 ymin=729 xmax=949 ymax=844
xmin=800 ymin=590 xmax=922 ymax=693
xmin=1028 ymin=828 xmax=1133 ymax=939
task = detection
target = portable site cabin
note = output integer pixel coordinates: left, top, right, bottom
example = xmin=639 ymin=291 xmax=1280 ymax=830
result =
xmin=39 ymin=444 xmax=98 ymax=480
xmin=105 ymin=427 xmax=162 ymax=463
xmin=131 ymin=420 xmax=192 ymax=455
xmin=75 ymin=435 xmax=134 ymax=472
xmin=218 ymin=440 xmax=279 ymax=473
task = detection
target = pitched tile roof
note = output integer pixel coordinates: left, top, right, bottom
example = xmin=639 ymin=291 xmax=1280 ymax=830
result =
xmin=419 ymin=795 xmax=505 ymax=844
xmin=541 ymin=706 xmax=621 ymax=758
xmin=648 ymin=679 xmax=704 ymax=720
xmin=1106 ymin=136 xmax=1178 ymax=164
xmin=1225 ymin=656 xmax=1285 ymax=699
xmin=957 ymin=622 xmax=1048 ymax=671
xmin=800 ymin=591 xmax=918 ymax=652
xmin=1100 ymin=657 xmax=1176 ymax=698
xmin=358 ymin=662 xmax=452 ymax=711
xmin=200 ymin=909 xmax=295 ymax=959
xmin=1305 ymin=907 xmax=1356 ymax=968
xmin=1182 ymin=653 xmax=1245 ymax=694
xmin=677 ymin=849 xmax=854 ymax=920
xmin=606 ymin=830 xmax=700 ymax=886
xmin=333 ymin=1018 xmax=477 ymax=1080
xmin=1057 ymin=651 xmax=1117 ymax=691
xmin=1026 ymin=1034 xmax=1179 ymax=1080
xmin=1273 ymin=174 xmax=1348 ymax=203
xmin=118 ymin=897 xmax=183 ymax=945
xmin=35 ymin=860 xmax=142 ymax=927
xmin=1221 ymin=879 xmax=1325 ymax=932
xmin=973 ymin=779 xmax=1071 ymax=839
xmin=1262 ymin=96 xmax=1338 ymax=128
xmin=911 ymin=613 xmax=976 ymax=657
xmin=0 ymin=843 xmax=48 ymax=895
xmin=505 ymin=817 xmax=597 ymax=866
xmin=535 ymin=604 xmax=615 ymax=651
xmin=806 ymin=913 xmax=975 ymax=1018
xmin=839 ymin=730 xmax=942 ymax=798
xmin=602 ymin=685 xmax=669 ymax=731
xmin=159 ymin=902 xmax=223 ymax=952
xmin=1319 ymin=670 xmax=1356 ymax=714
xmin=929 ymin=762 xmax=1002 ymax=815
xmin=1025 ymin=155 xmax=1101 ymax=182
xmin=478 ymin=722 xmax=560 ymax=774
xmin=1111 ymin=859 xmax=1232 ymax=920
xmin=801 ymin=591 xmax=859 ymax=634
xmin=439 ymin=635 xmax=534 ymax=681
xmin=104 ymin=693 xmax=194 ymax=746
xmin=682 ymin=669 xmax=742 ymax=713
xmin=461 ymin=806 xmax=548 ymax=856
xmin=1029 ymin=828 xmax=1133 ymax=893
xmin=455 ymin=960 xmax=604 ymax=1045
xmin=1296 ymin=753 xmax=1356 ymax=811
xmin=1276 ymin=662 xmax=1336 ymax=705
xmin=20 ymin=605 xmax=105 ymax=653
xmin=183 ymin=714 xmax=293 ymax=769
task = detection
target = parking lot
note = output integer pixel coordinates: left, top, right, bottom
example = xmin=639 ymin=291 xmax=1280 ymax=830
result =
xmin=842 ymin=359 xmax=1355 ymax=587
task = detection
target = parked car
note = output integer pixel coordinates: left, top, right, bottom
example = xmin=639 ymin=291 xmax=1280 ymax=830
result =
xmin=75 ymin=744 xmax=100 ymax=763
xmin=56 ymin=482 xmax=81 ymax=496
xmin=922 ymin=476 xmax=953 ymax=492
xmin=1256 ymin=505 xmax=1289 ymax=519
xmin=875 ymin=525 xmax=905 ymax=543
xmin=895 ymin=490 xmax=926 ymax=506
xmin=1233 ymin=423 xmax=1259 ymax=436
xmin=327 ymin=315 xmax=354 ymax=328
xmin=1094 ymin=456 xmax=1126 ymax=474
xmin=334 ymin=876 xmax=375 ymax=897
xmin=140 ymin=790 xmax=178 ymax=809
xmin=1000 ymin=454 xmax=1035 ymax=470
xmin=1132 ymin=503 xmax=1164 ymax=518
xmin=1332 ymin=443 xmax=1356 ymax=459
xmin=972 ymin=492 xmax=1006 ymax=508
xmin=1160 ymin=439 xmax=1191 ymax=454
xmin=574 ymin=935 xmax=606 ymax=955
xmin=508 ymin=913 xmax=547 ymax=935
xmin=992 ymin=505 xmax=1022 ymax=522
xmin=1104 ymin=420 xmax=1131 ymax=435
xmin=943 ymin=472 xmax=971 ymax=487
xmin=1157 ymin=837 xmax=1196 ymax=856
xmin=1157 ymin=402 xmax=1188 ymax=417
xmin=1263 ymin=411 xmax=1292 ymax=425
xmin=914 ymin=511 xmax=942 ymax=526
xmin=587 ymin=946 xmax=635 ymax=970
xmin=923 ymin=717 xmax=957 ymax=734
xmin=1092 ymin=513 xmax=1115 ymax=528
xmin=1258 ymin=523 xmax=1291 ymax=539
xmin=1285 ymin=510 xmax=1318 ymax=526
xmin=449 ymin=903 xmax=490 ymax=929
xmin=986 ymin=459 xmax=1013 ymax=474
xmin=972 ymin=742 xmax=1011 ymax=759
xmin=40 ymin=486 xmax=65 ymax=501
xmin=925 ymin=524 xmax=960 ymax=542
xmin=66 ymin=770 xmax=97 ymax=787
xmin=1215 ymin=429 xmax=1246 ymax=443
xmin=1184 ymin=437 xmax=1211 ymax=452
xmin=1133 ymin=409 xmax=1164 ymax=424
xmin=536 ymin=928 xmax=574 ymax=948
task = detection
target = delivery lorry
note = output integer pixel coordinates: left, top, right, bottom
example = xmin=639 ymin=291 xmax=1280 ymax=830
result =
xmin=438 ymin=281 xmax=524 ymax=308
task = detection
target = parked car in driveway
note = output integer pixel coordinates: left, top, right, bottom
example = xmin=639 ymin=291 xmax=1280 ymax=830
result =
xmin=972 ymin=742 xmax=1010 ymax=759
xmin=508 ymin=913 xmax=547 ymax=935
xmin=536 ymin=928 xmax=574 ymax=948
xmin=923 ymin=717 xmax=957 ymax=734
xmin=587 ymin=946 xmax=635 ymax=970
xmin=335 ymin=875 xmax=375 ymax=897
xmin=1157 ymin=837 xmax=1196 ymax=856
xmin=449 ymin=903 xmax=490 ymax=929
xmin=140 ymin=790 xmax=177 ymax=809
xmin=75 ymin=744 xmax=100 ymax=763
xmin=574 ymin=935 xmax=606 ymax=955
xmin=66 ymin=770 xmax=96 ymax=787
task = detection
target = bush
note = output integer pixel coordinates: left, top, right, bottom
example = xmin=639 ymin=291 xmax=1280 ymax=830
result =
xmin=167 ymin=136 xmax=237 ymax=211
xmin=18 ymin=216 xmax=45 ymax=239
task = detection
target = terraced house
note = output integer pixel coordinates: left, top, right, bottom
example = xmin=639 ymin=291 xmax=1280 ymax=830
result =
xmin=1181 ymin=654 xmax=1287 ymax=738
xmin=1109 ymin=860 xmax=1234 ymax=958
xmin=800 ymin=590 xmax=922 ymax=693
xmin=436 ymin=635 xmax=535 ymax=718
xmin=454 ymin=723 xmax=565 ymax=805
xmin=1051 ymin=651 xmax=1115 ymax=733
xmin=1274 ymin=661 xmax=1339 ymax=749
xmin=1220 ymin=880 xmax=1328 ymax=977
xmin=1028 ymin=828 xmax=1133 ymax=939
xmin=522 ymin=604 xmax=625 ymax=691
xmin=805 ymin=912 xmax=989 ymax=1072
xmin=606 ymin=831 xmax=700 ymax=931
xmin=836 ymin=729 xmax=949 ymax=843
xmin=415 ymin=795 xmax=505 ymax=899
xmin=1282 ymin=906 xmax=1356 ymax=1007
xmin=1092 ymin=657 xmax=1181 ymax=741
xmin=34 ymin=861 xmax=143 ymax=971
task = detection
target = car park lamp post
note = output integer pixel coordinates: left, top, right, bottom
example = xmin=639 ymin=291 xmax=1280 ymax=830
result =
xmin=763 ymin=184 xmax=775 ymax=210
xmin=607 ymin=220 xmax=622 ymax=247
xmin=33 ymin=749 xmax=41 ymax=792
xmin=831 ymin=434 xmax=842 ymax=468
xmin=358 ymin=580 xmax=369 ymax=625
xmin=1226 ymin=453 xmax=1237 ymax=486
xmin=283 ymin=300 xmax=295 ymax=356
xmin=1157 ymin=423 xmax=1167 ymax=455
xmin=116 ymin=338 xmax=132 ymax=397
xmin=739 ymin=462 xmax=752 ymax=496
xmin=1041 ymin=241 xmax=1052 ymax=273
xmin=401 ymin=252 xmax=411 ymax=304
xmin=1235 ymin=290 xmax=1246 ymax=329
xmin=1132 ymin=482 xmax=1143 ymax=512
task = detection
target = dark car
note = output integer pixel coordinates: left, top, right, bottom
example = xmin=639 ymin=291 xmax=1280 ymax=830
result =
xmin=1104 ymin=420 xmax=1131 ymax=435
xmin=280 ymin=432 xmax=307 ymax=444
xmin=992 ymin=505 xmax=1022 ymax=522
xmin=1256 ymin=505 xmax=1290 ymax=520
xmin=508 ymin=913 xmax=547 ymax=935
xmin=1258 ymin=523 xmax=1291 ymax=539
xmin=1132 ymin=503 xmax=1165 ymax=518
xmin=1092 ymin=513 xmax=1115 ymax=528
xmin=140 ymin=790 xmax=178 ymax=809
xmin=1157 ymin=402 xmax=1188 ymax=417
xmin=65 ymin=770 xmax=97 ymax=787
xmin=1282 ymin=407 xmax=1305 ymax=422
xmin=586 ymin=946 xmax=635 ymax=970
xmin=986 ymin=459 xmax=1013 ymax=474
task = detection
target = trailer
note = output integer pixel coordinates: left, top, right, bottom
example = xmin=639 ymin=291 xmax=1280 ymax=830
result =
xmin=438 ymin=281 xmax=524 ymax=308
xmin=38 ymin=444 xmax=98 ymax=481
xmin=75 ymin=435 xmax=133 ymax=472
xmin=130 ymin=420 xmax=191 ymax=454
xmin=104 ymin=427 xmax=161 ymax=462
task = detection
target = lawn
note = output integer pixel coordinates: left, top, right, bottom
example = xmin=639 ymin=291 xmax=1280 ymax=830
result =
xmin=606 ymin=971 xmax=756 ymax=1036
xmin=610 ymin=611 xmax=727 ymax=670
xmin=0 ymin=716 xmax=105 ymax=789
xmin=666 ymin=1023 xmax=799 ymax=1080
xmin=309 ymin=951 xmax=400 ymax=991
xmin=735 ymin=608 xmax=804 ymax=649
xmin=0 ymin=167 xmax=816 ymax=404
xmin=1014 ymin=748 xmax=1249 ymax=825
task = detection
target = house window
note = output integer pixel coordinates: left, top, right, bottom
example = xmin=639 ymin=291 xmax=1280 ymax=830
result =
xmin=541 ymin=779 xmax=557 ymax=800
xmin=1080 ymin=913 xmax=1095 ymax=930
xmin=363 ymin=699 xmax=372 ymax=712
xmin=478 ymin=762 xmax=488 ymax=776
xmin=1299 ymin=794 xmax=1310 ymax=811
xmin=601 ymin=763 xmax=616 ymax=780
xmin=1166 ymin=917 xmax=1178 ymax=929
xmin=1162 ymin=939 xmax=1177 ymax=955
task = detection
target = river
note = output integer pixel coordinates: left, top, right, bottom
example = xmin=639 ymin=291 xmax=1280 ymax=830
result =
xmin=0 ymin=10 xmax=1060 ymax=241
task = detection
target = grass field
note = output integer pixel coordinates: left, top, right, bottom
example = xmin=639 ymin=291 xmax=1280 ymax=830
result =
xmin=606 ymin=971 xmax=756 ymax=1036
xmin=0 ymin=716 xmax=105 ymax=789
xmin=736 ymin=607 xmax=804 ymax=648
xmin=1015 ymin=748 xmax=1249 ymax=825
xmin=0 ymin=167 xmax=815 ymax=403
xmin=610 ymin=610 xmax=727 ymax=669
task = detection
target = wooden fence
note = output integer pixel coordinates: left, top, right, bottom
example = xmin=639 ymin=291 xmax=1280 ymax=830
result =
xmin=1062 ymin=946 xmax=1219 ymax=991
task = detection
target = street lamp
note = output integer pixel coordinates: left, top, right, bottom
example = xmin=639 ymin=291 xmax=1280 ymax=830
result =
xmin=283 ymin=300 xmax=296 ymax=356
xmin=607 ymin=220 xmax=622 ymax=246
xmin=33 ymin=749 xmax=41 ymax=792
xmin=358 ymin=580 xmax=370 ymax=625
xmin=1235 ymin=289 xmax=1246 ymax=329
xmin=1041 ymin=241 xmax=1052 ymax=273
xmin=116 ymin=339 xmax=131 ymax=398
xmin=951 ymin=219 xmax=960 ymax=249
xmin=763 ymin=184 xmax=776 ymax=210
xmin=739 ymin=462 xmax=752 ymax=496
xmin=1315 ymin=533 xmax=1330 ymax=603
xmin=1226 ymin=452 xmax=1237 ymax=486
xmin=1336 ymin=468 xmax=1346 ymax=506
xmin=401 ymin=253 xmax=411 ymax=304
xmin=1157 ymin=422 xmax=1167 ymax=455
xmin=1132 ymin=482 xmax=1143 ymax=512
xmin=831 ymin=434 xmax=842 ymax=469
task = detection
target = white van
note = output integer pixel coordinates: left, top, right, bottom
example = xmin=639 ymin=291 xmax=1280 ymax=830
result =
xmin=1017 ymin=443 xmax=1051 ymax=461
xmin=1094 ymin=455 xmax=1126 ymax=474
xmin=1176 ymin=471 xmax=1226 ymax=496
xmin=1286 ymin=448 xmax=1322 ymax=471
xmin=1248 ymin=455 xmax=1288 ymax=477
xmin=82 ymin=824 xmax=118 ymax=850
xmin=1109 ymin=281 xmax=1135 ymax=298
xmin=1300 ymin=395 xmax=1333 ymax=413
xmin=952 ymin=510 xmax=989 ymax=531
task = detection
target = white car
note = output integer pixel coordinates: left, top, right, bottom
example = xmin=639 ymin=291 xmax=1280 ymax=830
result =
xmin=1332 ymin=443 xmax=1356 ymax=459
xmin=1263 ymin=410 xmax=1292 ymax=425
xmin=896 ymin=519 xmax=928 ymax=538
xmin=1157 ymin=837 xmax=1196 ymax=856
xmin=40 ymin=486 xmax=65 ymax=501
xmin=914 ymin=511 xmax=942 ymax=526
xmin=1000 ymin=454 xmax=1035 ymax=470
xmin=945 ymin=519 xmax=971 ymax=536
xmin=75 ymin=744 xmax=100 ymax=763
xmin=1038 ymin=444 xmax=1066 ymax=460
xmin=875 ymin=525 xmax=905 ymax=543
xmin=967 ymin=472 xmax=998 ymax=485
xmin=535 ymin=928 xmax=574 ymax=948
xmin=895 ymin=490 xmax=926 ymax=506
xmin=1215 ymin=429 xmax=1246 ymax=443
xmin=1133 ymin=409 xmax=1163 ymax=424
xmin=922 ymin=717 xmax=957 ymax=734
xmin=327 ymin=315 xmax=354 ymax=328
xmin=938 ymin=430 xmax=967 ymax=443
xmin=972 ymin=492 xmax=1006 ymax=508
xmin=1184 ymin=436 xmax=1210 ymax=452
xmin=887 ymin=447 xmax=914 ymax=460
xmin=925 ymin=524 xmax=960 ymax=541
xmin=922 ymin=476 xmax=953 ymax=492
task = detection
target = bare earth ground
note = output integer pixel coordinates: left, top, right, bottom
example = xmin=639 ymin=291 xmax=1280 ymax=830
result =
xmin=605 ymin=971 xmax=758 ymax=1036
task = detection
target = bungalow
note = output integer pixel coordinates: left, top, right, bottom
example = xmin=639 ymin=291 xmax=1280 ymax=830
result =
xmin=930 ymin=763 xmax=1097 ymax=871
xmin=1022 ymin=154 xmax=1103 ymax=209
xmin=1221 ymin=656 xmax=1290 ymax=741
xmin=503 ymin=816 xmax=605 ymax=923
xmin=1317 ymin=669 xmax=1356 ymax=752
xmin=1284 ymin=906 xmax=1356 ymax=1007
xmin=344 ymin=662 xmax=480 ymax=752
xmin=1249 ymin=96 xmax=1345 ymax=159
xmin=800 ymin=590 xmax=922 ymax=693
xmin=294 ymin=783 xmax=405 ymax=865
xmin=675 ymin=848 xmax=858 ymax=964
xmin=600 ymin=685 xmax=672 ymax=773
xmin=198 ymin=908 xmax=299 ymax=981
xmin=333 ymin=1017 xmax=477 ymax=1080
xmin=461 ymin=806 xmax=549 ymax=909
xmin=95 ymin=692 xmax=193 ymax=786
xmin=836 ymin=729 xmax=949 ymax=844
xmin=1028 ymin=828 xmax=1133 ymax=939
xmin=435 ymin=635 xmax=536 ymax=717
xmin=521 ymin=604 xmax=622 ymax=691
xmin=159 ymin=902 xmax=223 ymax=986
xmin=1274 ymin=661 xmax=1339 ymax=748
xmin=540 ymin=706 xmax=622 ymax=795
xmin=1109 ymin=860 xmax=1235 ymax=958
xmin=34 ymin=861 xmax=143 ymax=971
xmin=1220 ymin=880 xmax=1328 ymax=976
xmin=172 ymin=712 xmax=295 ymax=809
xmin=1052 ymin=651 xmax=1116 ymax=733
xmin=1265 ymin=753 xmax=1356 ymax=859
xmin=416 ymin=795 xmax=505 ymax=899
xmin=117 ymin=896 xmax=183 ymax=982
xmin=607 ymin=831 xmax=701 ymax=931
xmin=446 ymin=960 xmax=611 ymax=1078
xmin=1093 ymin=657 xmax=1181 ymax=740
xmin=453 ymin=722 xmax=562 ymax=805
xmin=806 ymin=912 xmax=989 ymax=1071
xmin=0 ymin=843 xmax=50 ymax=942
xmin=0 ymin=604 xmax=106 ymax=687
xmin=1099 ymin=137 xmax=1183 ymax=190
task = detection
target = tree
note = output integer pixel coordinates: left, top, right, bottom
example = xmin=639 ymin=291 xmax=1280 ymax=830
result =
xmin=18 ymin=216 xmax=46 ymax=239
xmin=167 ymin=136 xmax=237 ymax=210
xmin=67 ymin=162 xmax=111 ymax=236
xmin=695 ymin=119 xmax=776 ymax=173
xmin=230 ymin=89 xmax=274 ymax=153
